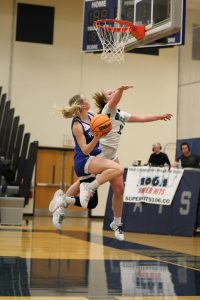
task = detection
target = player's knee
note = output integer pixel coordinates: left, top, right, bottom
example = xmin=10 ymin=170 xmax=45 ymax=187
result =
xmin=116 ymin=166 xmax=124 ymax=176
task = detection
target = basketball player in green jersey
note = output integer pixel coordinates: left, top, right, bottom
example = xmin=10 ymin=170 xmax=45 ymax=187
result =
xmin=51 ymin=85 xmax=172 ymax=241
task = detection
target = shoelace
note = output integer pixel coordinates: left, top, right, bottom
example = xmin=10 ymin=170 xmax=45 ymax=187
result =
xmin=116 ymin=225 xmax=123 ymax=234
xmin=86 ymin=187 xmax=94 ymax=201
xmin=58 ymin=214 xmax=65 ymax=224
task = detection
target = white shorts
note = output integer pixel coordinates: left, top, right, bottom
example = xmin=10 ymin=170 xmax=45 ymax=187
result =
xmin=78 ymin=145 xmax=117 ymax=181
xmin=98 ymin=144 xmax=118 ymax=161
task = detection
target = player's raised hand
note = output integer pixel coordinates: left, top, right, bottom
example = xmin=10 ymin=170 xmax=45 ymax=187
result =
xmin=160 ymin=113 xmax=173 ymax=121
xmin=118 ymin=85 xmax=133 ymax=91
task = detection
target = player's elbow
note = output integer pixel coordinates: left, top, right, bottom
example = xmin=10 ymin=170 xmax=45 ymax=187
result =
xmin=82 ymin=149 xmax=90 ymax=156
xmin=80 ymin=145 xmax=90 ymax=156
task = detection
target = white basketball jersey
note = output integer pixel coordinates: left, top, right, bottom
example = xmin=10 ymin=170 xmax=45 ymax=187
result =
xmin=100 ymin=103 xmax=131 ymax=149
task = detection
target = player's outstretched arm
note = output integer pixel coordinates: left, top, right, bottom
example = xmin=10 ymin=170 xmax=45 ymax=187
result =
xmin=127 ymin=113 xmax=173 ymax=123
xmin=108 ymin=85 xmax=133 ymax=110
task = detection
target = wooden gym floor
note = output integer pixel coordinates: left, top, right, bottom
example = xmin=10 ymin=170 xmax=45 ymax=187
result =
xmin=0 ymin=216 xmax=200 ymax=300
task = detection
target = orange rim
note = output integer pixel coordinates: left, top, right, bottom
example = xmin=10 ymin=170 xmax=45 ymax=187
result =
xmin=93 ymin=19 xmax=145 ymax=40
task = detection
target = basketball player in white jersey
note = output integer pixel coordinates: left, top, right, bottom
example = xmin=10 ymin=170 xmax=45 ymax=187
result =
xmin=51 ymin=85 xmax=172 ymax=241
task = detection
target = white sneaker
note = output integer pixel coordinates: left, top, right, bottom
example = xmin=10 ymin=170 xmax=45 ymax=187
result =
xmin=110 ymin=221 xmax=124 ymax=241
xmin=53 ymin=207 xmax=66 ymax=230
xmin=49 ymin=189 xmax=65 ymax=213
xmin=80 ymin=182 xmax=93 ymax=208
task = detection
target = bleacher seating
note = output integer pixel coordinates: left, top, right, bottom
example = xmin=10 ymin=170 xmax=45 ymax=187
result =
xmin=0 ymin=86 xmax=38 ymax=225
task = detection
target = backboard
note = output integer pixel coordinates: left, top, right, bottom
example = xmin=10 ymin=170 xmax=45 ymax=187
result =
xmin=82 ymin=0 xmax=186 ymax=52
xmin=119 ymin=0 xmax=186 ymax=51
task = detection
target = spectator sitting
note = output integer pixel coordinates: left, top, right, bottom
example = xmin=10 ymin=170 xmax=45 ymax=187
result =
xmin=175 ymin=142 xmax=200 ymax=168
xmin=148 ymin=143 xmax=171 ymax=167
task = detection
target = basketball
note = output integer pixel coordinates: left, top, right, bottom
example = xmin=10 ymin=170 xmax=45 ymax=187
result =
xmin=90 ymin=114 xmax=112 ymax=136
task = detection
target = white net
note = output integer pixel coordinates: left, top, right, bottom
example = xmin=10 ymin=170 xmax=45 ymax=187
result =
xmin=94 ymin=21 xmax=131 ymax=64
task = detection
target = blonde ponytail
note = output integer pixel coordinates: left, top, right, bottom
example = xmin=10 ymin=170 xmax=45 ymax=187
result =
xmin=59 ymin=94 xmax=83 ymax=118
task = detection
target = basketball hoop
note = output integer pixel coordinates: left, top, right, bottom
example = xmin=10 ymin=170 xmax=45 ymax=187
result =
xmin=93 ymin=19 xmax=145 ymax=64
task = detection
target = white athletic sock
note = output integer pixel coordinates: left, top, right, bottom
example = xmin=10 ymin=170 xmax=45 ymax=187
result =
xmin=63 ymin=195 xmax=75 ymax=206
xmin=114 ymin=217 xmax=122 ymax=225
xmin=87 ymin=179 xmax=100 ymax=192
